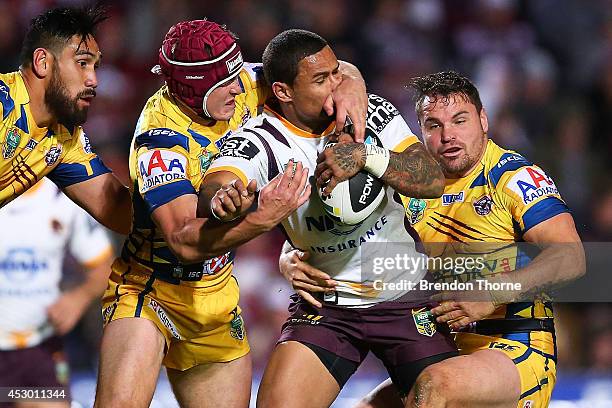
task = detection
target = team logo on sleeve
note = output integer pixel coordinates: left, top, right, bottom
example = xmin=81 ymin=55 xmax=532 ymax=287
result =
xmin=473 ymin=195 xmax=493 ymax=215
xmin=507 ymin=167 xmax=559 ymax=204
xmin=138 ymin=149 xmax=187 ymax=193
xmin=412 ymin=308 xmax=436 ymax=337
xmin=199 ymin=150 xmax=214 ymax=173
xmin=2 ymin=127 xmax=20 ymax=159
xmin=406 ymin=198 xmax=427 ymax=224
xmin=45 ymin=144 xmax=62 ymax=166
xmin=219 ymin=136 xmax=260 ymax=160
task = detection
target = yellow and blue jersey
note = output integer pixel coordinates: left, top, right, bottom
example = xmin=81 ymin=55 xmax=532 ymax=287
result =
xmin=119 ymin=63 xmax=266 ymax=289
xmin=0 ymin=71 xmax=111 ymax=207
xmin=401 ymin=139 xmax=567 ymax=349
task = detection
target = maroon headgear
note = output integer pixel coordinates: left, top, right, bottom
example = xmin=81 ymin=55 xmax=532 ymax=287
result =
xmin=154 ymin=19 xmax=244 ymax=117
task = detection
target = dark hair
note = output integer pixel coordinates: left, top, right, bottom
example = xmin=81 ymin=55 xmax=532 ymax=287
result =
xmin=409 ymin=71 xmax=483 ymax=120
xmin=20 ymin=4 xmax=108 ymax=66
xmin=262 ymin=29 xmax=328 ymax=86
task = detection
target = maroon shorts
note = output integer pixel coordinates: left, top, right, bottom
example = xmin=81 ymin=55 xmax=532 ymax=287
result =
xmin=0 ymin=336 xmax=70 ymax=390
xmin=278 ymin=294 xmax=458 ymax=393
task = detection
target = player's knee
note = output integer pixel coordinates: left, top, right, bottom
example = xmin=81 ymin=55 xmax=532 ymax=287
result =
xmin=411 ymin=364 xmax=455 ymax=406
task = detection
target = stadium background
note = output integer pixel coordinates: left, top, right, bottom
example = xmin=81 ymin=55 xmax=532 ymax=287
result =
xmin=2 ymin=0 xmax=612 ymax=406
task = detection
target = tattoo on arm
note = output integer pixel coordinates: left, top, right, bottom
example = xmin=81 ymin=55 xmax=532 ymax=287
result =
xmin=332 ymin=143 xmax=366 ymax=174
xmin=382 ymin=143 xmax=444 ymax=198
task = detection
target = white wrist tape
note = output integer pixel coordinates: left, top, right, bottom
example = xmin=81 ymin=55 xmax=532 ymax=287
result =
xmin=363 ymin=144 xmax=390 ymax=178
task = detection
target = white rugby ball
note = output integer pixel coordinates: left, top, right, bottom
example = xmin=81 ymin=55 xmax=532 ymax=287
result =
xmin=318 ymin=138 xmax=386 ymax=225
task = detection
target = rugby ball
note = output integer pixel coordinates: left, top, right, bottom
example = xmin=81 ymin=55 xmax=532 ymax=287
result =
xmin=318 ymin=137 xmax=386 ymax=225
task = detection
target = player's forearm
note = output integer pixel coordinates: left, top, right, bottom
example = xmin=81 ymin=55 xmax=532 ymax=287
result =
xmin=338 ymin=60 xmax=365 ymax=86
xmin=488 ymin=242 xmax=585 ymax=305
xmin=170 ymin=215 xmax=272 ymax=263
xmin=380 ymin=144 xmax=445 ymax=198
xmin=75 ymin=258 xmax=114 ymax=301
xmin=102 ymin=185 xmax=133 ymax=234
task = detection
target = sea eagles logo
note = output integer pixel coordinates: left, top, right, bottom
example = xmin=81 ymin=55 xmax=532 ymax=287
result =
xmin=45 ymin=144 xmax=62 ymax=166
xmin=229 ymin=308 xmax=245 ymax=341
xmin=412 ymin=308 xmax=436 ymax=337
xmin=3 ymin=127 xmax=20 ymax=159
xmin=473 ymin=195 xmax=493 ymax=216
xmin=406 ymin=198 xmax=426 ymax=225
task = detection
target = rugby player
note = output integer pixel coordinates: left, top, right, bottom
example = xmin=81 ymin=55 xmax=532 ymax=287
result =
xmin=283 ymin=71 xmax=586 ymax=408
xmin=0 ymin=6 xmax=132 ymax=234
xmin=200 ymin=29 xmax=456 ymax=408
xmin=94 ymin=20 xmax=368 ymax=408
xmin=0 ymin=178 xmax=113 ymax=407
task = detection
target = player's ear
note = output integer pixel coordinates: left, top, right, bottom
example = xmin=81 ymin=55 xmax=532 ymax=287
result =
xmin=479 ymin=107 xmax=489 ymax=134
xmin=272 ymin=81 xmax=293 ymax=103
xmin=32 ymin=48 xmax=52 ymax=78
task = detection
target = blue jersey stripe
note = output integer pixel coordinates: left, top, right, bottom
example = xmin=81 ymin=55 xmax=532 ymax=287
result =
xmin=47 ymin=156 xmax=112 ymax=188
xmin=142 ymin=179 xmax=196 ymax=214
xmin=135 ymin=128 xmax=190 ymax=151
xmin=0 ymin=79 xmax=15 ymax=119
xmin=187 ymin=129 xmax=211 ymax=148
xmin=488 ymin=153 xmax=532 ymax=187
xmin=522 ymin=197 xmax=569 ymax=233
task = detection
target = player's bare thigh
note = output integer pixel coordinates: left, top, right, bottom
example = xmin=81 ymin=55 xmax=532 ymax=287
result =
xmin=357 ymin=349 xmax=521 ymax=408
xmin=257 ymin=341 xmax=341 ymax=408
xmin=406 ymin=349 xmax=521 ymax=408
xmin=94 ymin=318 xmax=166 ymax=408
xmin=167 ymin=353 xmax=252 ymax=408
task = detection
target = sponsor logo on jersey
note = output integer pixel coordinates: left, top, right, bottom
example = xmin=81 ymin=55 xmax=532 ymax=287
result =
xmin=406 ymin=198 xmax=426 ymax=224
xmin=138 ymin=149 xmax=187 ymax=193
xmin=523 ymin=401 xmax=533 ymax=408
xmin=80 ymin=132 xmax=92 ymax=154
xmin=219 ymin=136 xmax=260 ymax=160
xmin=3 ymin=127 xmax=20 ymax=159
xmin=508 ymin=167 xmax=558 ymax=204
xmin=230 ymin=308 xmax=245 ymax=340
xmin=24 ymin=138 xmax=38 ymax=151
xmin=442 ymin=191 xmax=464 ymax=206
xmin=412 ymin=308 xmax=436 ymax=337
xmin=148 ymin=298 xmax=181 ymax=340
xmin=0 ymin=248 xmax=48 ymax=281
xmin=366 ymin=94 xmax=400 ymax=133
xmin=309 ymin=215 xmax=389 ymax=253
xmin=202 ymin=252 xmax=233 ymax=275
xmin=305 ymin=214 xmax=362 ymax=236
xmin=44 ymin=144 xmax=62 ymax=166
xmin=215 ymin=132 xmax=231 ymax=149
xmin=473 ymin=195 xmax=493 ymax=215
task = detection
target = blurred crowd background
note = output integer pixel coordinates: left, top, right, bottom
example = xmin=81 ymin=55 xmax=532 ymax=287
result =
xmin=1 ymin=0 xmax=612 ymax=397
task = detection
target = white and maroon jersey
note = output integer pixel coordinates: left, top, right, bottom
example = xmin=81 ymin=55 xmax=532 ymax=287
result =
xmin=0 ymin=178 xmax=113 ymax=349
xmin=207 ymin=94 xmax=425 ymax=307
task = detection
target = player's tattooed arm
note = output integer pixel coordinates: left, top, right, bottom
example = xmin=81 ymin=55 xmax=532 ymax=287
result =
xmin=315 ymin=141 xmax=444 ymax=198
xmin=381 ymin=143 xmax=444 ymax=198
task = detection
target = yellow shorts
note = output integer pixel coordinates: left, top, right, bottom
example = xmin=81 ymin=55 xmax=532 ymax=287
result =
xmin=456 ymin=332 xmax=556 ymax=408
xmin=101 ymin=259 xmax=249 ymax=371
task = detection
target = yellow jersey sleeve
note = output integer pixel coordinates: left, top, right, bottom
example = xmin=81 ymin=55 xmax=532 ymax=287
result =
xmin=132 ymin=128 xmax=195 ymax=215
xmin=490 ymin=153 xmax=569 ymax=234
xmin=46 ymin=127 xmax=111 ymax=188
